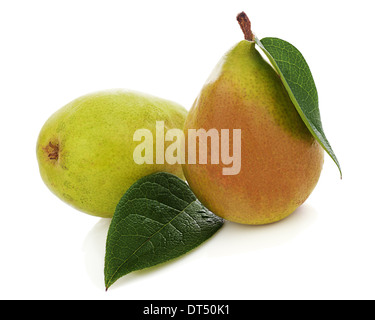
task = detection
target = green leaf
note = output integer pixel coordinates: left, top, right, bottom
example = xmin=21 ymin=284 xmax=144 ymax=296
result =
xmin=255 ymin=37 xmax=342 ymax=178
xmin=104 ymin=172 xmax=224 ymax=290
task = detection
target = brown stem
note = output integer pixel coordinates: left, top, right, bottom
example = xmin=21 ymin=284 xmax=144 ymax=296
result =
xmin=236 ymin=12 xmax=254 ymax=41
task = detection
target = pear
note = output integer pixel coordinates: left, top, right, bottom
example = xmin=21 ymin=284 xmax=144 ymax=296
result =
xmin=182 ymin=13 xmax=324 ymax=225
xmin=37 ymin=89 xmax=187 ymax=218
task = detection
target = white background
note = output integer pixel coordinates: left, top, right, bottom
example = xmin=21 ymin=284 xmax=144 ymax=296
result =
xmin=1 ymin=0 xmax=374 ymax=300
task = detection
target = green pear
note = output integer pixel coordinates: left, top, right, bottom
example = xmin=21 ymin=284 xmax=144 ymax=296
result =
xmin=37 ymin=89 xmax=187 ymax=218
xmin=182 ymin=13 xmax=324 ymax=225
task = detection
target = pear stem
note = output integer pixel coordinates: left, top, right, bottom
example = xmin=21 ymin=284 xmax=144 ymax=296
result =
xmin=237 ymin=12 xmax=254 ymax=41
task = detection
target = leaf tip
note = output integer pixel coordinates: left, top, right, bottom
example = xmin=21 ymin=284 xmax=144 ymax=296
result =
xmin=333 ymin=157 xmax=342 ymax=180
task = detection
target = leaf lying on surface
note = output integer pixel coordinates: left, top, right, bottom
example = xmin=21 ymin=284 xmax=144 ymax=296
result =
xmin=104 ymin=172 xmax=224 ymax=290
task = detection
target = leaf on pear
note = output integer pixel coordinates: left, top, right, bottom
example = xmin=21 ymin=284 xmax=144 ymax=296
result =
xmin=104 ymin=172 xmax=224 ymax=290
xmin=255 ymin=37 xmax=342 ymax=178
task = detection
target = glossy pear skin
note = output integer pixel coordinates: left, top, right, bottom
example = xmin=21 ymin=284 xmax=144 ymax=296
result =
xmin=183 ymin=40 xmax=324 ymax=225
xmin=37 ymin=90 xmax=187 ymax=218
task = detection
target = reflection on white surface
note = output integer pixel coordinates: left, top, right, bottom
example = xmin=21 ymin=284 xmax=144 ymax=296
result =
xmin=82 ymin=218 xmax=111 ymax=289
xmin=206 ymin=204 xmax=318 ymax=257
xmin=81 ymin=204 xmax=318 ymax=289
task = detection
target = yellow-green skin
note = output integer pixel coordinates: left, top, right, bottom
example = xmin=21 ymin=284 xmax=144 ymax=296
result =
xmin=37 ymin=89 xmax=187 ymax=218
xmin=183 ymin=41 xmax=324 ymax=225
